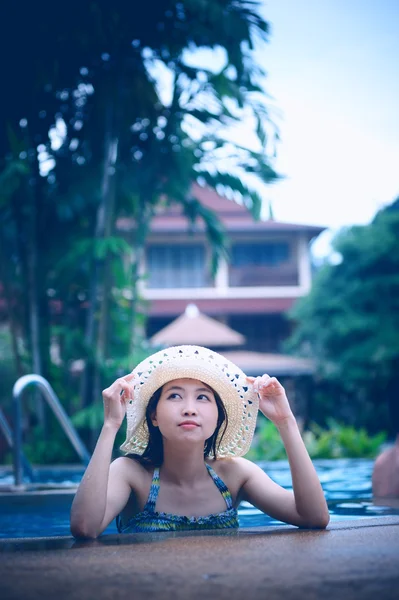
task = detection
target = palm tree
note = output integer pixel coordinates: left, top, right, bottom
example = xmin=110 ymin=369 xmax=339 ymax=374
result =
xmin=0 ymin=1 xmax=280 ymax=427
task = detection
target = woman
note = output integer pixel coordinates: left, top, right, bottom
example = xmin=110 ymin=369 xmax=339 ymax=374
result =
xmin=70 ymin=345 xmax=329 ymax=538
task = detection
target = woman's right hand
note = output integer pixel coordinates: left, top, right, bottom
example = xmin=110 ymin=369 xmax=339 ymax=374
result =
xmin=101 ymin=373 xmax=135 ymax=430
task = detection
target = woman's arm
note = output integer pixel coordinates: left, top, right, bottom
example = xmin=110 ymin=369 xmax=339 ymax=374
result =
xmin=70 ymin=373 xmax=135 ymax=539
xmin=70 ymin=426 xmax=132 ymax=538
xmin=242 ymin=375 xmax=330 ymax=529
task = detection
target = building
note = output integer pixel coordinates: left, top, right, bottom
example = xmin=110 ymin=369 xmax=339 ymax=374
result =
xmin=118 ymin=183 xmax=325 ymax=358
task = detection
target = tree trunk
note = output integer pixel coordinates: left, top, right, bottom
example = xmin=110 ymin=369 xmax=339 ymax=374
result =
xmin=0 ymin=230 xmax=23 ymax=377
xmin=129 ymin=203 xmax=151 ymax=355
xmin=79 ymin=85 xmax=119 ymax=451
xmin=26 ymin=181 xmax=47 ymax=431
xmin=90 ymin=136 xmax=119 ymax=449
xmin=93 ymin=137 xmax=118 ymax=404
xmin=80 ymin=99 xmax=116 ymax=405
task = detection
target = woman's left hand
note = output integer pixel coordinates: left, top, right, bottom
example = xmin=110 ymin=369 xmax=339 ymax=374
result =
xmin=246 ymin=375 xmax=294 ymax=426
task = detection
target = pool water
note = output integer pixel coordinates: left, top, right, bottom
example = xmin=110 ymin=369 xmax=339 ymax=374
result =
xmin=0 ymin=458 xmax=398 ymax=538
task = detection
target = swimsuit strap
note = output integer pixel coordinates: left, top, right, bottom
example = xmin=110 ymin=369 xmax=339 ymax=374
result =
xmin=143 ymin=463 xmax=234 ymax=513
xmin=143 ymin=467 xmax=161 ymax=512
xmin=205 ymin=463 xmax=234 ymax=510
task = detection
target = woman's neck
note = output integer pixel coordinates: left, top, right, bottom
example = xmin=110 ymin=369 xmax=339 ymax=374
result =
xmin=160 ymin=442 xmax=209 ymax=486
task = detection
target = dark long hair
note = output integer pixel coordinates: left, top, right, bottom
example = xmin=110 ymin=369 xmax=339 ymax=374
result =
xmin=128 ymin=384 xmax=228 ymax=466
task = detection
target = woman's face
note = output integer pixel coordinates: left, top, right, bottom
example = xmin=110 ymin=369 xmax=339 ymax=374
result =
xmin=151 ymin=378 xmax=219 ymax=444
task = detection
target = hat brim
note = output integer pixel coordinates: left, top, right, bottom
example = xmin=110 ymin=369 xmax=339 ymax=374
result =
xmin=120 ymin=345 xmax=259 ymax=458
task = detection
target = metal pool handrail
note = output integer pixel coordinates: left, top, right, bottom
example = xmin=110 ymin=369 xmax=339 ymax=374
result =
xmin=12 ymin=374 xmax=91 ymax=486
xmin=0 ymin=407 xmax=35 ymax=481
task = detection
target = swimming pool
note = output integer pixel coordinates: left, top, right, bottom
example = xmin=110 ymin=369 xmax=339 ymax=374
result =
xmin=0 ymin=458 xmax=398 ymax=538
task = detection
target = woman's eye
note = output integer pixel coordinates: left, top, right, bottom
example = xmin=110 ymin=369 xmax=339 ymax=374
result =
xmin=198 ymin=394 xmax=210 ymax=401
xmin=167 ymin=393 xmax=181 ymax=400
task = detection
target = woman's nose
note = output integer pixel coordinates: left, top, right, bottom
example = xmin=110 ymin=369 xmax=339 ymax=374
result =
xmin=182 ymin=400 xmax=197 ymax=415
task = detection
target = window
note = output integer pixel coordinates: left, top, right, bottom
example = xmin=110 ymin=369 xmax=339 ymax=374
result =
xmin=231 ymin=242 xmax=290 ymax=266
xmin=229 ymin=242 xmax=296 ymax=286
xmin=147 ymin=244 xmax=207 ymax=288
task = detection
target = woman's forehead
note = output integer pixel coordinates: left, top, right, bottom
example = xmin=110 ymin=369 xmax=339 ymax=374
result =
xmin=163 ymin=378 xmax=213 ymax=392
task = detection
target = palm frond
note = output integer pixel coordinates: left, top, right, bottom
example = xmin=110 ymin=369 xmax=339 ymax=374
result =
xmin=173 ymin=190 xmax=229 ymax=276
xmin=0 ymin=160 xmax=30 ymax=207
xmin=194 ymin=170 xmax=264 ymax=220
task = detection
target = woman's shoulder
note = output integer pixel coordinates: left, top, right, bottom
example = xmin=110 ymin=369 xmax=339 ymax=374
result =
xmin=209 ymin=455 xmax=256 ymax=471
xmin=207 ymin=456 xmax=256 ymax=487
xmin=111 ymin=455 xmax=155 ymax=491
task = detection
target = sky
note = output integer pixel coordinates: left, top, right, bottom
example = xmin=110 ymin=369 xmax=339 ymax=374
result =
xmin=253 ymin=0 xmax=399 ymax=258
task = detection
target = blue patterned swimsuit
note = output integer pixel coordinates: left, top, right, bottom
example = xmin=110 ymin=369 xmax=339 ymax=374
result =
xmin=116 ymin=463 xmax=239 ymax=533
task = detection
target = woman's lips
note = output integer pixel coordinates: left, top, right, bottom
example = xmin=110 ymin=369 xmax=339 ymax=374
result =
xmin=179 ymin=422 xmax=200 ymax=429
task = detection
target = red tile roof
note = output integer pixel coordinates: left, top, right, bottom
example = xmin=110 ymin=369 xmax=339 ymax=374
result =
xmin=116 ymin=183 xmax=326 ymax=236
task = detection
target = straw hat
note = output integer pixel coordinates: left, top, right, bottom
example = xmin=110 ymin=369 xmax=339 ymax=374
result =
xmin=120 ymin=345 xmax=259 ymax=458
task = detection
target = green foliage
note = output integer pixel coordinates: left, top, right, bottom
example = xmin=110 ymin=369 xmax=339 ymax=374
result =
xmin=286 ymin=198 xmax=399 ymax=432
xmin=0 ymin=1 xmax=282 ymax=455
xmin=0 ymin=0 xmax=278 ymax=364
xmin=0 ymin=329 xmax=20 ymax=432
xmin=303 ymin=419 xmax=387 ymax=459
xmin=70 ymin=403 xmax=104 ymax=431
xmin=22 ymin=423 xmax=79 ymax=465
xmin=247 ymin=415 xmax=387 ymax=462
xmin=0 ymin=159 xmax=29 ymax=206
xmin=70 ymin=345 xmax=154 ymax=430
xmin=246 ymin=415 xmax=287 ymax=461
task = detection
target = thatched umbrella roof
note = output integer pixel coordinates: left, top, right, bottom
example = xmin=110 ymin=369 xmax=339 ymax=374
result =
xmin=149 ymin=304 xmax=245 ymax=347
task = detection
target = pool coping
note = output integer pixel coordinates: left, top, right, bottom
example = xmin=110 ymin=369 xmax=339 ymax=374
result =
xmin=1 ymin=516 xmax=398 ymax=600
xmin=1 ymin=515 xmax=398 ymax=551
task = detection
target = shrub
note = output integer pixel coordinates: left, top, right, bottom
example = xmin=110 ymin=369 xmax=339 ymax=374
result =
xmin=247 ymin=415 xmax=387 ymax=461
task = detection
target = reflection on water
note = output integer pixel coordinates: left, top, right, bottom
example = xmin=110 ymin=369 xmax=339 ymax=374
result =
xmin=0 ymin=459 xmax=398 ymax=538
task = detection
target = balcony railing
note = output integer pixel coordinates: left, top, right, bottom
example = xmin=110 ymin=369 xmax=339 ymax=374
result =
xmin=229 ymin=263 xmax=299 ymax=287
xmin=147 ymin=270 xmax=214 ymax=289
